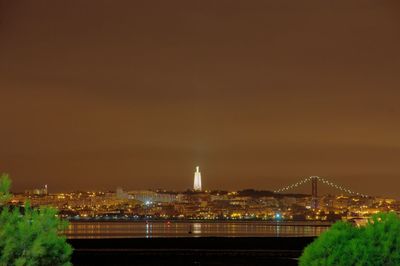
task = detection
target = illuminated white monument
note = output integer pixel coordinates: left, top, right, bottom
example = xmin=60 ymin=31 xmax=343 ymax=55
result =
xmin=193 ymin=166 xmax=202 ymax=191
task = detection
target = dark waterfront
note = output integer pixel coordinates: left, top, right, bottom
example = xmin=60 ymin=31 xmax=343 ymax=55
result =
xmin=66 ymin=220 xmax=331 ymax=238
xmin=67 ymin=221 xmax=327 ymax=265
xmin=69 ymin=237 xmax=315 ymax=266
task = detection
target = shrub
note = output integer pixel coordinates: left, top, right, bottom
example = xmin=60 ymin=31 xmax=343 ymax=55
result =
xmin=299 ymin=212 xmax=400 ymax=266
xmin=0 ymin=174 xmax=72 ymax=266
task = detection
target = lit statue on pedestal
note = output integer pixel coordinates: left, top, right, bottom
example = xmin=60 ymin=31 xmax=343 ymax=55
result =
xmin=193 ymin=166 xmax=202 ymax=191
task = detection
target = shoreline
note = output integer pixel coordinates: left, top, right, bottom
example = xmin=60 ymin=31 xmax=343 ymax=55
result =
xmin=67 ymin=219 xmax=333 ymax=226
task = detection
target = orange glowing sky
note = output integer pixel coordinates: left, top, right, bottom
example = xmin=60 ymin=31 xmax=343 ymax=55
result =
xmin=0 ymin=1 xmax=400 ymax=197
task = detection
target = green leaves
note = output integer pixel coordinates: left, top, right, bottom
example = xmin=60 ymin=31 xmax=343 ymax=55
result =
xmin=0 ymin=174 xmax=11 ymax=204
xmin=0 ymin=175 xmax=72 ymax=266
xmin=299 ymin=212 xmax=400 ymax=266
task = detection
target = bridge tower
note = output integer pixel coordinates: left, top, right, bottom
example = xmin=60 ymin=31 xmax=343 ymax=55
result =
xmin=311 ymin=176 xmax=318 ymax=209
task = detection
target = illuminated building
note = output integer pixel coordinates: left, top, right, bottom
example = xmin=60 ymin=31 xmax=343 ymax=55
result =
xmin=193 ymin=166 xmax=202 ymax=191
xmin=129 ymin=190 xmax=176 ymax=203
xmin=25 ymin=184 xmax=48 ymax=196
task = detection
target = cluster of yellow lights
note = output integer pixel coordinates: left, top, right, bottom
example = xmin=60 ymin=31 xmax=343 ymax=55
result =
xmin=274 ymin=176 xmax=368 ymax=198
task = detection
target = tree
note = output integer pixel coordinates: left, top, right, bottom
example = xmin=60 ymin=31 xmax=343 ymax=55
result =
xmin=0 ymin=175 xmax=11 ymax=204
xmin=299 ymin=212 xmax=400 ymax=266
xmin=0 ymin=174 xmax=72 ymax=266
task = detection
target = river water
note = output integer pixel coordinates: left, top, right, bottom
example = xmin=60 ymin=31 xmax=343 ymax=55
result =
xmin=65 ymin=220 xmax=330 ymax=238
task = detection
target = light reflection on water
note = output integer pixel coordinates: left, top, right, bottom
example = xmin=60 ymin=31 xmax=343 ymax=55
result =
xmin=65 ymin=221 xmax=330 ymax=239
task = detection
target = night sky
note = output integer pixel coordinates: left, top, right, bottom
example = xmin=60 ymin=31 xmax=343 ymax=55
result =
xmin=1 ymin=1 xmax=400 ymax=197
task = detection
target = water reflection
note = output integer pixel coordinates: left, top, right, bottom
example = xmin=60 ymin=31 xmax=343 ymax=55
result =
xmin=65 ymin=221 xmax=330 ymax=239
xmin=276 ymin=224 xmax=280 ymax=237
xmin=145 ymin=222 xmax=152 ymax=238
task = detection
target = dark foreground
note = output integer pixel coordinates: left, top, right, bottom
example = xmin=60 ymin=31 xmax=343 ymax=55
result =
xmin=69 ymin=237 xmax=314 ymax=266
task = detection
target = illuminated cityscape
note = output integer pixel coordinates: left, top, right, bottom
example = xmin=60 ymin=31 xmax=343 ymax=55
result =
xmin=11 ymin=173 xmax=398 ymax=223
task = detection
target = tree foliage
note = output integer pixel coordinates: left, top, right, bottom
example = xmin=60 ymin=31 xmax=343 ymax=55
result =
xmin=0 ymin=174 xmax=72 ymax=266
xmin=0 ymin=174 xmax=11 ymax=204
xmin=300 ymin=212 xmax=400 ymax=266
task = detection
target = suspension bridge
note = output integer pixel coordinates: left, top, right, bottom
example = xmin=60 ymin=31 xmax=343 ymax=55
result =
xmin=273 ymin=176 xmax=369 ymax=209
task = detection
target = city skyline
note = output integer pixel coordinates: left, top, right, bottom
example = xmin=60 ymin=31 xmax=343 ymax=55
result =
xmin=13 ymin=171 xmax=398 ymax=224
xmin=1 ymin=1 xmax=400 ymax=197
xmin=15 ymin=173 xmax=377 ymax=200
